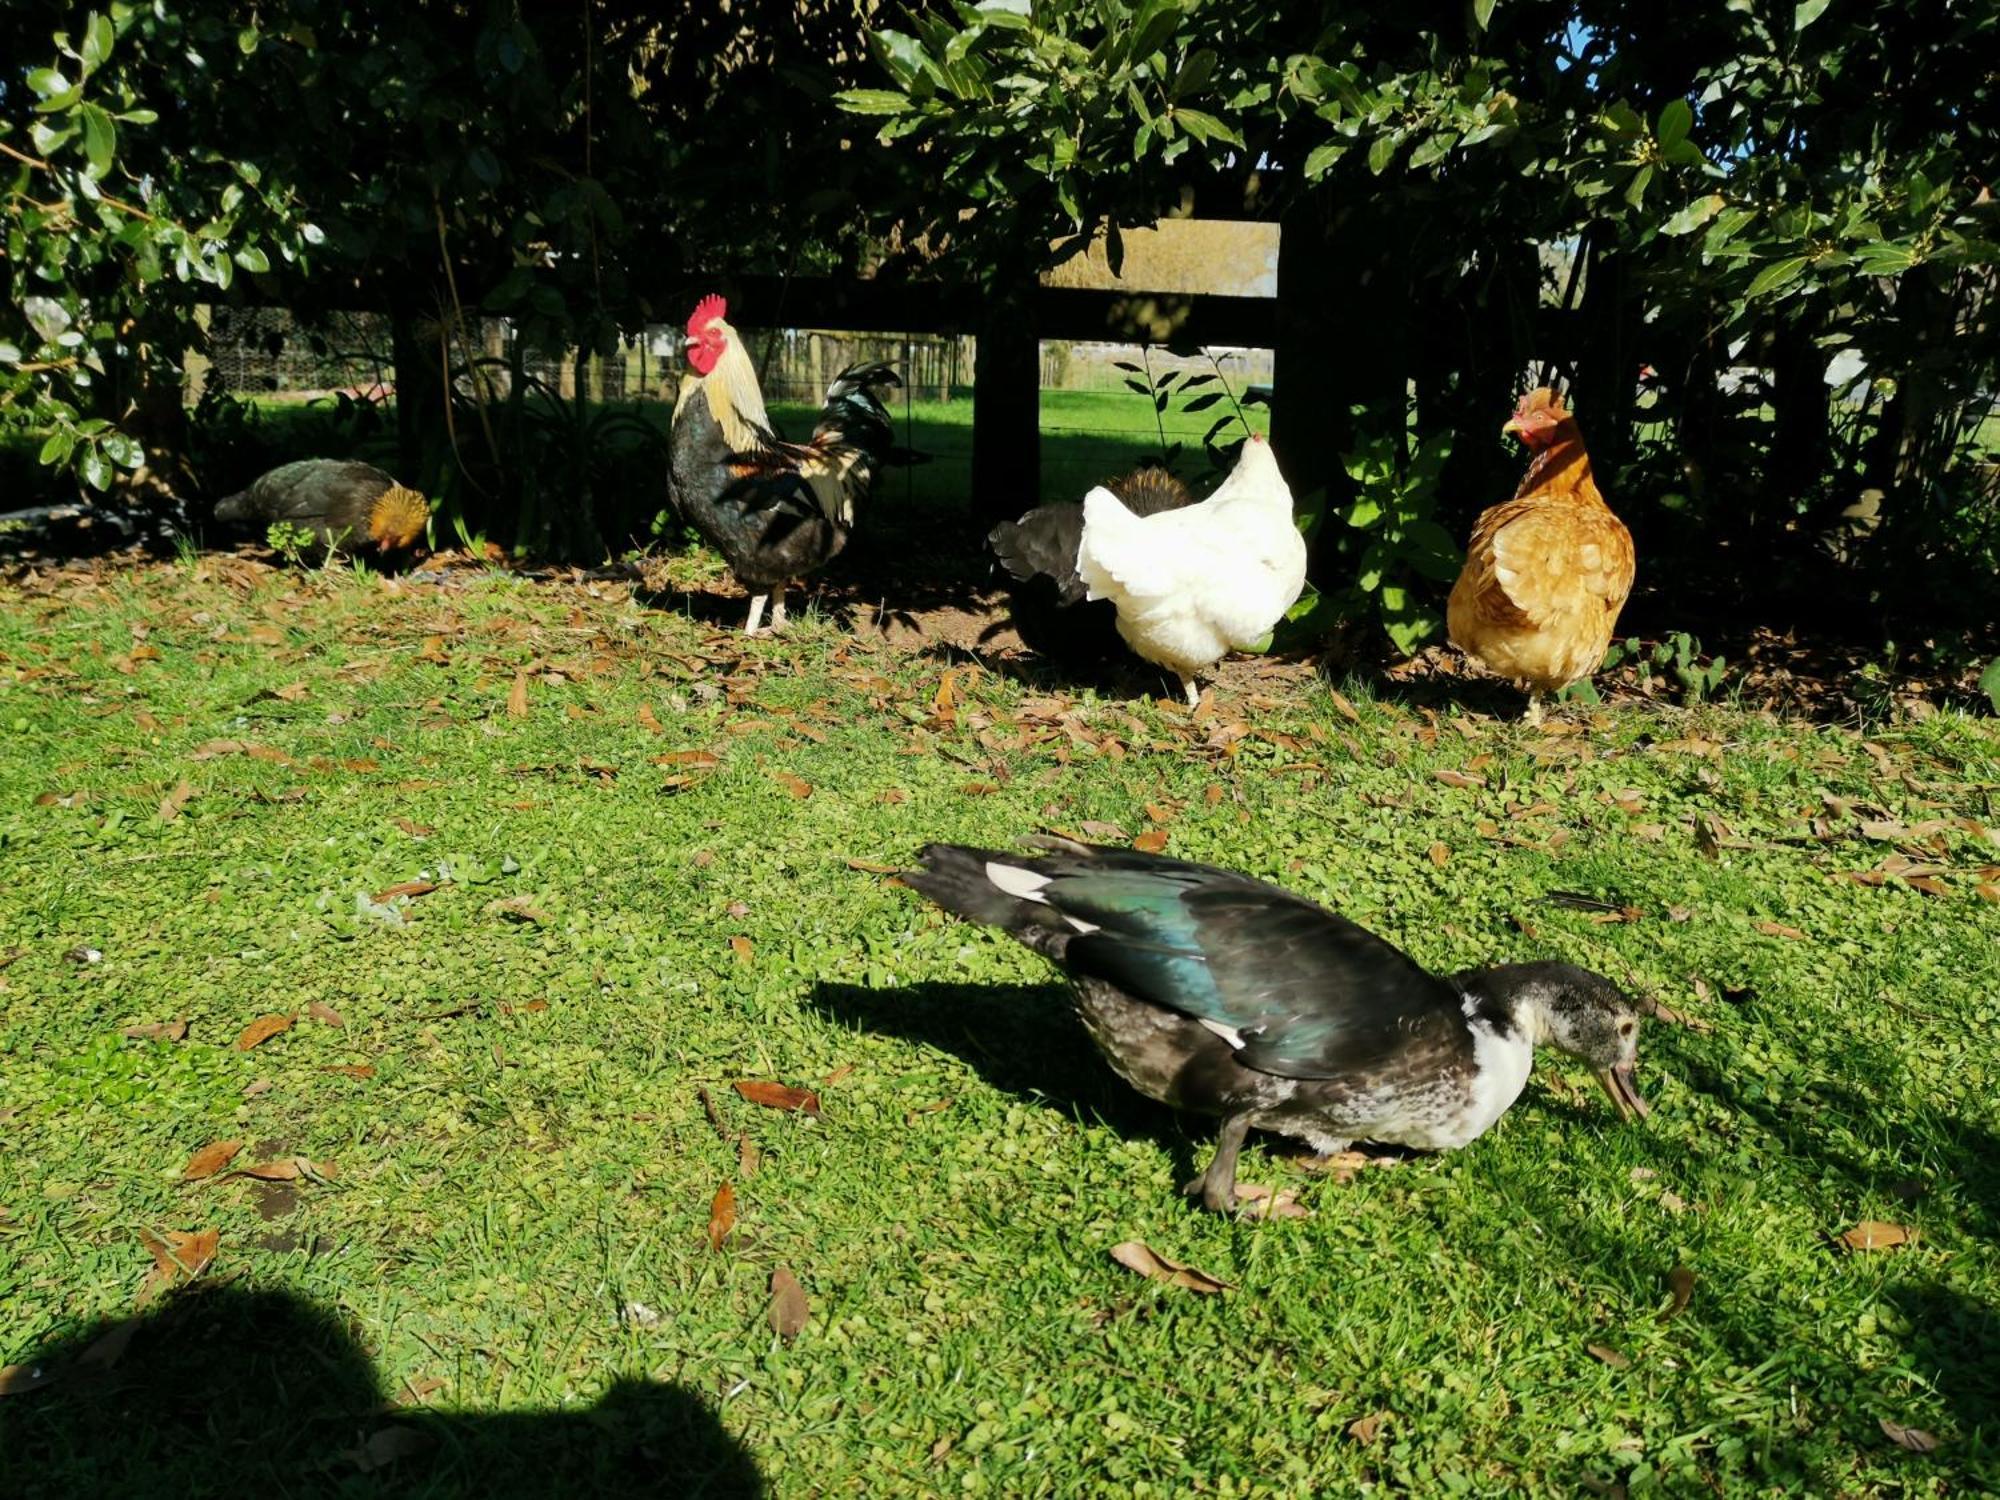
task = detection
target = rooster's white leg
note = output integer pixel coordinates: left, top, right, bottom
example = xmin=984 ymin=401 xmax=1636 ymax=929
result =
xmin=743 ymin=593 xmax=769 ymax=636
xmin=1181 ymin=674 xmax=1202 ymax=709
xmin=769 ymin=585 xmax=788 ymax=633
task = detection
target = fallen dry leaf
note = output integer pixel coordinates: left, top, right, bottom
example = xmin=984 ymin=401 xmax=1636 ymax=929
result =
xmin=507 ymin=669 xmax=530 ymax=718
xmin=1755 ymin=920 xmax=1808 ymax=941
xmin=656 ymin=748 xmax=721 ymax=769
xmin=708 ymin=1182 xmax=737 ymax=1252
xmin=392 ymin=817 xmax=435 ymax=838
xmin=123 ymin=1018 xmax=188 ymax=1043
xmin=307 ymin=1001 xmax=345 ymax=1028
xmin=738 ymin=1134 xmax=760 ymax=1179
xmin=1108 ymin=1240 xmax=1231 ymax=1294
xmin=323 ymin=1064 xmax=376 ymax=1079
xmin=157 ymin=780 xmax=197 ymax=822
xmin=233 ymin=1156 xmax=336 ymax=1182
xmin=1433 ymin=769 xmax=1487 ymax=790
xmin=1660 ymin=1266 xmax=1695 ymax=1322
xmin=1346 ymin=1412 xmax=1386 ymax=1445
xmin=1232 ymin=1183 xmax=1311 ymax=1219
xmin=1586 ymin=1343 xmax=1631 ymax=1370
xmin=489 ymin=896 xmax=549 ymax=923
xmin=235 ymin=1013 xmax=295 ymax=1051
xmin=1133 ymin=828 xmax=1170 ymax=854
xmin=347 ymin=1426 xmax=436 ymax=1473
xmin=1427 ymin=841 xmax=1450 ymax=869
xmin=729 ymin=934 xmax=754 ymax=965
xmin=137 ymin=1226 xmax=219 ymax=1305
xmin=769 ymin=1267 xmax=809 ymax=1340
xmin=637 ymin=702 xmax=664 ymax=734
xmin=182 ymin=1140 xmax=243 ymax=1181
xmin=1327 ymin=688 xmax=1361 ymax=723
xmin=774 ymin=772 xmax=814 ymax=799
xmin=1878 ymin=1417 xmax=1940 ymax=1454
xmin=373 ymin=879 xmax=438 ymax=903
xmin=845 ymin=858 xmax=901 ymax=874
xmin=1837 ymin=1220 xmax=1916 ymax=1253
xmin=734 ymin=1080 xmax=822 ymax=1116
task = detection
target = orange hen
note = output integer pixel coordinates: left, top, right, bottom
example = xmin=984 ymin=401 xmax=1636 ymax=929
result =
xmin=1447 ymin=389 xmax=1634 ymax=722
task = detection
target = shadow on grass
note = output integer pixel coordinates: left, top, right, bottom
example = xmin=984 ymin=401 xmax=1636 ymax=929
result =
xmin=0 ymin=1285 xmax=761 ymax=1499
xmin=808 ymin=979 xmax=1205 ymax=1181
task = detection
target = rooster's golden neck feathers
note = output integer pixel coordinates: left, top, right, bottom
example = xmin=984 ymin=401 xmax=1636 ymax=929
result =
xmin=679 ymin=317 xmax=772 ymax=454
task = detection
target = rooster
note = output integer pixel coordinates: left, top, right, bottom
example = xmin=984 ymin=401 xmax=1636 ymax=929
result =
xmin=211 ymin=460 xmax=429 ymax=556
xmin=1074 ymin=436 xmax=1307 ymax=707
xmin=1446 ymin=388 xmax=1635 ymax=723
xmin=668 ymin=295 xmax=900 ymax=634
xmin=988 ymin=463 xmax=1195 ymax=665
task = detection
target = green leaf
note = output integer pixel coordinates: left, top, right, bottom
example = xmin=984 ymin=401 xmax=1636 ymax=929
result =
xmin=1745 ymin=255 xmax=1811 ymax=298
xmin=1794 ymin=0 xmax=1832 ymax=28
xmin=79 ymin=446 xmax=111 ymax=491
xmin=38 ymin=430 xmax=75 ymax=467
xmin=1367 ymin=134 xmax=1398 ymax=176
xmin=1979 ymin=657 xmax=2000 ymax=715
xmin=1624 ymin=163 xmax=1654 ymax=208
xmin=835 ymin=89 xmax=915 ymax=115
xmin=81 ymin=13 xmax=115 ymax=73
xmin=1173 ymin=48 xmax=1217 ymax=100
xmin=1473 ymin=0 xmax=1497 ymax=30
xmin=1346 ymin=497 xmax=1384 ymax=528
xmin=1172 ymin=109 xmax=1242 ymax=148
xmin=26 ymin=67 xmax=71 ymax=98
xmin=1656 ymin=99 xmax=1692 ymax=151
xmin=1304 ymin=141 xmax=1345 ymax=179
xmin=1408 ymin=132 xmax=1456 ymax=171
xmin=1662 ymin=194 xmax=1725 ymax=235
xmin=117 ymin=108 xmax=159 ymax=125
xmin=233 ymin=245 xmax=271 ymax=274
xmin=77 ymin=103 xmax=116 ymax=179
xmin=467 ymin=146 xmax=502 ymax=186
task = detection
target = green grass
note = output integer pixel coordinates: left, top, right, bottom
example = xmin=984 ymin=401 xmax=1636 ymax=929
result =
xmin=1 ymin=558 xmax=1997 ymax=1496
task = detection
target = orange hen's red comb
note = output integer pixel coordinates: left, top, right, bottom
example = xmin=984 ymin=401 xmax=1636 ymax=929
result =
xmin=687 ymin=295 xmax=727 ymax=337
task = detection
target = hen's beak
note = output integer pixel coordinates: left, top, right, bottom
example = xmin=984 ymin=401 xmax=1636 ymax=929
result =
xmin=1594 ymin=1061 xmax=1650 ymax=1120
xmin=1501 ymin=416 xmax=1528 ymax=440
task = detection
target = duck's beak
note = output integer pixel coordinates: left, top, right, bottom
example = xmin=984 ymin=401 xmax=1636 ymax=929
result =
xmin=1595 ymin=1061 xmax=1650 ymax=1120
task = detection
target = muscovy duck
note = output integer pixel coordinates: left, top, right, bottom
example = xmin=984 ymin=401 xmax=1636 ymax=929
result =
xmin=212 ymin=459 xmax=429 ymax=555
xmin=904 ymin=838 xmax=1650 ymax=1212
xmin=988 ymin=463 xmax=1195 ymax=666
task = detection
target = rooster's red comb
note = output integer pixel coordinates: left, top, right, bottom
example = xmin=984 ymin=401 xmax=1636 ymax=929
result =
xmin=687 ymin=295 xmax=728 ymax=337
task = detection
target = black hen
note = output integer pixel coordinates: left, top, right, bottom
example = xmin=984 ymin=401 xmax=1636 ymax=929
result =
xmin=904 ymin=838 xmax=1650 ymax=1212
xmin=669 ymin=295 xmax=900 ymax=634
xmin=212 ymin=459 xmax=429 ymax=555
xmin=988 ymin=464 xmax=1193 ymax=662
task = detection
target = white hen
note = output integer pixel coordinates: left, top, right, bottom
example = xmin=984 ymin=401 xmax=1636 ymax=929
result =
xmin=1076 ymin=435 xmax=1307 ymax=706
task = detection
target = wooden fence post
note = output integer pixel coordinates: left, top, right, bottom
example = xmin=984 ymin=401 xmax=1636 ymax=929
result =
xmin=973 ymin=272 xmax=1040 ymax=525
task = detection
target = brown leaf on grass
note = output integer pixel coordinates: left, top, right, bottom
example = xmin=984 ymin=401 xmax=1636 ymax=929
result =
xmin=1433 ymin=769 xmax=1487 ymax=790
xmin=1837 ymin=1220 xmax=1916 ymax=1252
xmin=879 ymin=787 xmax=908 ymax=805
xmin=347 ymin=1426 xmax=437 ymax=1473
xmin=1232 ymin=1183 xmax=1311 ymax=1219
xmin=845 ymin=858 xmax=901 ymax=874
xmin=308 ymin=1001 xmax=345 ymax=1028
xmin=1878 ymin=1417 xmax=1940 ymax=1454
xmin=123 ymin=1018 xmax=188 ymax=1043
xmin=1345 ymin=1412 xmax=1386 ymax=1445
xmin=1641 ymin=997 xmax=1714 ymax=1035
xmin=235 ymin=1013 xmax=295 ymax=1051
xmin=234 ymin=1157 xmax=336 ymax=1182
xmin=1755 ymin=920 xmax=1808 ymax=941
xmin=1427 ymin=842 xmax=1450 ymax=869
xmin=729 ymin=935 xmax=754 ymax=965
xmin=323 ymin=1064 xmax=376 ymax=1079
xmin=824 ymin=1064 xmax=855 ymax=1086
xmin=489 ymin=896 xmax=549 ymax=924
xmin=137 ymin=1227 xmax=219 ymax=1305
xmin=241 ymin=1079 xmax=274 ymax=1099
xmin=655 ymin=749 xmax=721 ymax=769
xmin=1133 ymin=828 xmax=1170 ymax=854
xmin=507 ymin=669 xmax=530 ymax=718
xmin=157 ymin=780 xmax=197 ymax=822
xmin=392 ymin=817 xmax=434 ymax=838
xmin=1586 ymin=1343 xmax=1632 ymax=1369
xmin=1108 ymin=1241 xmax=1231 ymax=1294
xmin=734 ymin=1080 xmax=822 ymax=1117
xmin=769 ymin=1268 xmax=809 ymax=1340
xmin=1660 ymin=1266 xmax=1696 ymax=1322
xmin=1203 ymin=783 xmax=1225 ymax=807
xmin=774 ymin=771 xmax=814 ymax=799
xmin=1326 ymin=688 xmax=1361 ymax=723
xmin=374 ymin=880 xmax=439 ymax=903
xmin=182 ymin=1140 xmax=244 ymax=1181
xmin=1977 ymin=882 xmax=2000 ymax=905
xmin=707 ymin=1182 xmax=737 ymax=1252
xmin=637 ymin=702 xmax=664 ymax=735
xmin=738 ymin=1134 xmax=760 ymax=1179
xmin=933 ymin=670 xmax=958 ymax=714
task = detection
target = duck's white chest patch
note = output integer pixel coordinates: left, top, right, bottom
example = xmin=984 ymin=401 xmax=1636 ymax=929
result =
xmin=1451 ymin=1016 xmax=1535 ymax=1146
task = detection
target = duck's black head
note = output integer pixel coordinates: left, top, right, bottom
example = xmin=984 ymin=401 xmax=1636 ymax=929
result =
xmin=1460 ymin=960 xmax=1649 ymax=1119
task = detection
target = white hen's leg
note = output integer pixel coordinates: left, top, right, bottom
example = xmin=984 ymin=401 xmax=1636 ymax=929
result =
xmin=1181 ymin=674 xmax=1201 ymax=709
xmin=743 ymin=593 xmax=768 ymax=636
xmin=1524 ymin=690 xmax=1544 ymax=727
xmin=769 ymin=585 xmax=788 ymax=633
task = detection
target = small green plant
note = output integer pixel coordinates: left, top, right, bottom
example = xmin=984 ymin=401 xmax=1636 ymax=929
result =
xmin=1113 ymin=347 xmax=1255 ymax=476
xmin=1980 ymin=656 xmax=2000 ymax=715
xmin=1323 ymin=403 xmax=1460 ymax=656
xmin=1601 ymin=631 xmax=1730 ymax=701
xmin=265 ymin=519 xmax=317 ymax=566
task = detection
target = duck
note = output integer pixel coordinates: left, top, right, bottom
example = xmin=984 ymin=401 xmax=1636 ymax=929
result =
xmin=903 ymin=837 xmax=1650 ymax=1212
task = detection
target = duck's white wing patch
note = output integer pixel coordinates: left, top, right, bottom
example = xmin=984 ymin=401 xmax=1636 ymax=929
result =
xmin=984 ymin=861 xmax=1052 ymax=903
xmin=1198 ymin=1017 xmax=1246 ymax=1050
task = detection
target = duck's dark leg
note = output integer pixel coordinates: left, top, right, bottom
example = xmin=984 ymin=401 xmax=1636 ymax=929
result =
xmin=1184 ymin=1113 xmax=1251 ymax=1214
